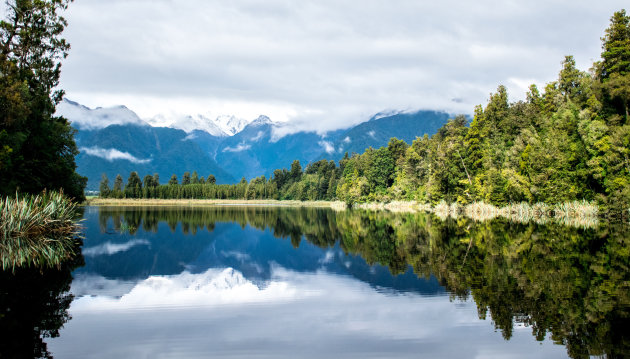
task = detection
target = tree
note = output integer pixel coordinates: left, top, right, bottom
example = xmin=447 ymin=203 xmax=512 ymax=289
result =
xmin=168 ymin=174 xmax=178 ymax=185
xmin=112 ymin=174 xmax=123 ymax=198
xmin=99 ymin=174 xmax=110 ymax=198
xmin=125 ymin=171 xmax=142 ymax=198
xmin=191 ymin=171 xmax=199 ymax=184
xmin=113 ymin=175 xmax=123 ymax=192
xmin=152 ymin=173 xmax=160 ymax=186
xmin=207 ymin=174 xmax=216 ymax=185
xmin=0 ymin=0 xmax=86 ymax=200
xmin=598 ymin=10 xmax=630 ymax=80
xmin=182 ymin=171 xmax=191 ymax=185
xmin=290 ymin=160 xmax=302 ymax=182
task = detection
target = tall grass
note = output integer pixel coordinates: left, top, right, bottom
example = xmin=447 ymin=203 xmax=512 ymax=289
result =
xmin=339 ymin=199 xmax=601 ymax=228
xmin=0 ymin=191 xmax=82 ymax=271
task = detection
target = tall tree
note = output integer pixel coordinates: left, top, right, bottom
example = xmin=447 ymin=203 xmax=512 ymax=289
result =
xmin=168 ymin=174 xmax=178 ymax=185
xmin=0 ymin=0 xmax=86 ymax=200
xmin=99 ymin=174 xmax=110 ymax=198
xmin=125 ymin=172 xmax=141 ymax=198
xmin=598 ymin=10 xmax=630 ymax=80
xmin=182 ymin=171 xmax=191 ymax=185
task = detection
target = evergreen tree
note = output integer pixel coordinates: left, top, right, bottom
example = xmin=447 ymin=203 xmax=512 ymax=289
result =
xmin=207 ymin=174 xmax=216 ymax=185
xmin=290 ymin=160 xmax=302 ymax=182
xmin=113 ymin=175 xmax=123 ymax=192
xmin=99 ymin=174 xmax=111 ymax=198
xmin=168 ymin=174 xmax=178 ymax=185
xmin=182 ymin=171 xmax=191 ymax=185
xmin=125 ymin=172 xmax=142 ymax=198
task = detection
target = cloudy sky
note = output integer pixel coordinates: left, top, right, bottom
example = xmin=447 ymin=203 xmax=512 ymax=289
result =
xmin=54 ymin=0 xmax=627 ymax=132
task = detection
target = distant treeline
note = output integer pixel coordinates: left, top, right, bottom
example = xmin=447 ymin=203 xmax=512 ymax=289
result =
xmin=98 ymin=159 xmax=339 ymax=201
xmin=100 ymin=10 xmax=630 ymax=213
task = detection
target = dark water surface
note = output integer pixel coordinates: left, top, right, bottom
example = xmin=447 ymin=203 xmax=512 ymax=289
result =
xmin=2 ymin=206 xmax=629 ymax=358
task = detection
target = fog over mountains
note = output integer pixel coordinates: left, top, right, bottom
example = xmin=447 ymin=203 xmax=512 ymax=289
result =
xmin=58 ymin=99 xmax=451 ymax=190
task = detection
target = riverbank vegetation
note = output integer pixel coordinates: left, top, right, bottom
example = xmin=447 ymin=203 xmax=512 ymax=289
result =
xmin=0 ymin=191 xmax=82 ymax=271
xmin=1 ymin=1 xmax=85 ymax=269
xmin=99 ymin=10 xmax=630 ymax=217
xmin=0 ymin=0 xmax=86 ymax=201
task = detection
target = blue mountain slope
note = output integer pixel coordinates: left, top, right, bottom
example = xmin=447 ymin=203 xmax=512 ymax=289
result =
xmin=318 ymin=110 xmax=451 ymax=161
xmin=74 ymin=124 xmax=235 ymax=190
xmin=214 ymin=118 xmax=344 ymax=180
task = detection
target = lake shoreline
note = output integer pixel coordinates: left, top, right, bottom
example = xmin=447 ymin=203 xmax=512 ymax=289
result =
xmin=84 ymin=198 xmax=604 ymax=228
xmin=85 ymin=198 xmax=344 ymax=208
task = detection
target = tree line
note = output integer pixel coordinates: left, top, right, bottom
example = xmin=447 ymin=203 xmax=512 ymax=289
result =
xmin=99 ymin=158 xmax=340 ymax=201
xmin=101 ymin=10 xmax=629 ymax=214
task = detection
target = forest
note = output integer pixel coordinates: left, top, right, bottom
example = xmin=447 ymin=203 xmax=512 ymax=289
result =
xmin=100 ymin=10 xmax=630 ymax=214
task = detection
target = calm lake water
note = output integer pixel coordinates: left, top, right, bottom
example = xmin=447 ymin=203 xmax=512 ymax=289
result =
xmin=2 ymin=206 xmax=629 ymax=358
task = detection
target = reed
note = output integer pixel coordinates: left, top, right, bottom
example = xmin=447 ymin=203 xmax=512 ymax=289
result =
xmin=0 ymin=191 xmax=82 ymax=271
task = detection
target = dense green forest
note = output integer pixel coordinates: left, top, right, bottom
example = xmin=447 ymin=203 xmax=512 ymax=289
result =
xmin=101 ymin=10 xmax=629 ymax=214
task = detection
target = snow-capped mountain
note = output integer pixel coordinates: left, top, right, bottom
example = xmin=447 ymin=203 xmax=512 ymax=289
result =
xmin=57 ymin=99 xmax=148 ymax=130
xmin=60 ymin=98 xmax=451 ymax=190
xmin=215 ymin=115 xmax=251 ymax=136
xmin=58 ymin=98 xmax=258 ymax=137
xmin=147 ymin=114 xmax=228 ymax=137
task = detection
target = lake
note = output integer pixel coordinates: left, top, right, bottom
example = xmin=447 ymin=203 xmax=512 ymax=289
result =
xmin=2 ymin=206 xmax=628 ymax=358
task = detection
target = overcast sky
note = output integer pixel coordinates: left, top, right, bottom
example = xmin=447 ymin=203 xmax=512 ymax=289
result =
xmin=51 ymin=0 xmax=628 ymax=132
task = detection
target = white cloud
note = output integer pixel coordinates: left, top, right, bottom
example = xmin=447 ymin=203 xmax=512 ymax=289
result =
xmin=250 ymin=131 xmax=265 ymax=142
xmin=80 ymin=146 xmax=152 ymax=164
xmin=318 ymin=140 xmax=335 ymax=154
xmin=343 ymin=136 xmax=351 ymax=144
xmin=367 ymin=130 xmax=376 ymax=139
xmin=222 ymin=143 xmax=252 ymax=153
xmin=82 ymin=239 xmax=150 ymax=257
xmin=57 ymin=0 xmax=628 ymax=133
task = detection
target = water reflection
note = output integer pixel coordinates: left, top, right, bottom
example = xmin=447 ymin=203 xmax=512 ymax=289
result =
xmin=0 ymin=251 xmax=83 ymax=358
xmin=50 ymin=206 xmax=630 ymax=358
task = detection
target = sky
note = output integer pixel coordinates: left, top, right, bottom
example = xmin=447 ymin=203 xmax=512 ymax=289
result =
xmin=45 ymin=0 xmax=630 ymax=132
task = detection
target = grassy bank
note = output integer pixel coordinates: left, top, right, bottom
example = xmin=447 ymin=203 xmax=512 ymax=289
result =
xmin=85 ymin=197 xmax=607 ymax=228
xmin=86 ymin=197 xmax=342 ymax=208
xmin=350 ymin=200 xmax=601 ymax=228
xmin=1 ymin=192 xmax=82 ymax=271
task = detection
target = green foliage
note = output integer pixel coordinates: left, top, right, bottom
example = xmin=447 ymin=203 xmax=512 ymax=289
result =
xmin=0 ymin=191 xmax=81 ymax=270
xmin=0 ymin=0 xmax=86 ymax=201
xmin=99 ymin=174 xmax=110 ymax=198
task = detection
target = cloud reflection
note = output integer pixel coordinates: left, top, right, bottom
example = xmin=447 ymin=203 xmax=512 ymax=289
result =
xmin=82 ymin=239 xmax=150 ymax=257
xmin=52 ymin=266 xmax=568 ymax=358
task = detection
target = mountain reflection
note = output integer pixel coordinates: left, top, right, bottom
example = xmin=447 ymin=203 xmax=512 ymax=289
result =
xmin=86 ymin=206 xmax=630 ymax=358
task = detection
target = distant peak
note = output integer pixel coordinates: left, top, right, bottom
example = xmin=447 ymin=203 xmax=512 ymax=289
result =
xmin=251 ymin=115 xmax=272 ymax=125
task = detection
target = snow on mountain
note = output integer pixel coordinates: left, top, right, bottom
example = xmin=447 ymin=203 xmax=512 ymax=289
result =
xmin=57 ymin=99 xmax=148 ymax=130
xmin=250 ymin=115 xmax=272 ymax=127
xmin=215 ymin=115 xmax=251 ymax=136
xmin=147 ymin=113 xmax=228 ymax=137
xmin=58 ymin=98 xmax=266 ymax=137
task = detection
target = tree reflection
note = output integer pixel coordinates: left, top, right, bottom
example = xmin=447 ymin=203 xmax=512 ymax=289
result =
xmin=0 ymin=246 xmax=84 ymax=358
xmin=96 ymin=206 xmax=630 ymax=358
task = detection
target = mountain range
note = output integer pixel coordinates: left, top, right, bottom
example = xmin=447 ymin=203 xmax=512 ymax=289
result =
xmin=58 ymin=99 xmax=451 ymax=190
